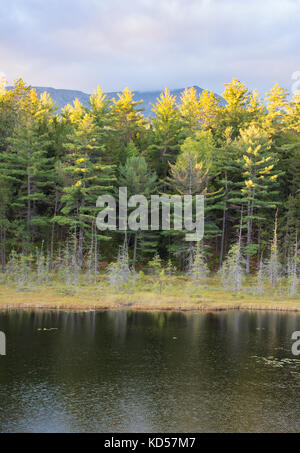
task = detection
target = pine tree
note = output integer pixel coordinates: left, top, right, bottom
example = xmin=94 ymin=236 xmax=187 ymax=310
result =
xmin=54 ymin=99 xmax=115 ymax=266
xmin=198 ymin=89 xmax=221 ymax=131
xmin=148 ymin=252 xmax=170 ymax=294
xmin=119 ymin=155 xmax=158 ymax=265
xmin=165 ymin=131 xmax=214 ymax=267
xmin=238 ymin=125 xmax=281 ymax=273
xmin=286 ymin=92 xmax=300 ymax=133
xmin=107 ymin=243 xmax=132 ymax=291
xmin=219 ymin=213 xmax=244 ymax=292
xmin=213 ymin=127 xmax=241 ymax=267
xmin=1 ymin=89 xmax=56 ymax=250
xmin=218 ymin=78 xmax=251 ymax=139
xmin=0 ymin=78 xmax=31 ymax=152
xmin=287 ymin=237 xmax=299 ymax=297
xmin=188 ymin=241 xmax=208 ymax=284
xmin=111 ymin=87 xmax=145 ymax=163
xmin=266 ymin=212 xmax=281 ymax=289
xmin=179 ymin=87 xmax=200 ymax=133
xmin=149 ymin=88 xmax=182 ymax=180
xmin=264 ymin=83 xmax=289 ymax=136
xmin=255 ymin=256 xmax=265 ymax=295
xmin=246 ymin=89 xmax=266 ymax=126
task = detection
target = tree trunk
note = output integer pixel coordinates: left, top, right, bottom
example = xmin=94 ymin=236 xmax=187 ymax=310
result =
xmin=133 ymin=233 xmax=138 ymax=270
xmin=78 ymin=227 xmax=84 ymax=268
xmin=27 ymin=170 xmax=31 ymax=246
xmin=94 ymin=226 xmax=98 ymax=284
xmin=50 ymin=193 xmax=58 ymax=265
xmin=219 ymin=173 xmax=228 ymax=268
xmin=219 ymin=207 xmax=226 ymax=268
xmin=246 ymin=200 xmax=252 ymax=274
xmin=0 ymin=228 xmax=6 ymax=271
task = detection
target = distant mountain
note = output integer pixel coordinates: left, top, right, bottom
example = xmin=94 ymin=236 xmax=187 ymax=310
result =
xmin=8 ymin=85 xmax=224 ymax=116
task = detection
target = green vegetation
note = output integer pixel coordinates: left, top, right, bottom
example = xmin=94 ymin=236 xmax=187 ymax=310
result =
xmin=0 ymin=76 xmax=299 ymax=307
xmin=0 ymin=272 xmax=299 ymax=312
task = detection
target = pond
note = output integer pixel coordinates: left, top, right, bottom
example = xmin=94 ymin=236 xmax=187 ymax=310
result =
xmin=0 ymin=310 xmax=300 ymax=432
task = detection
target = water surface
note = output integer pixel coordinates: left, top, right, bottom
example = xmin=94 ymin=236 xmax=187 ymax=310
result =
xmin=0 ymin=309 xmax=300 ymax=432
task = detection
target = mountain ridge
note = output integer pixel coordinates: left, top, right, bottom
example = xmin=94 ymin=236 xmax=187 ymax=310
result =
xmin=7 ymin=85 xmax=224 ymax=116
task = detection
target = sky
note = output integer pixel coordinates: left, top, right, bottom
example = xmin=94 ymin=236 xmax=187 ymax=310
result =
xmin=0 ymin=0 xmax=300 ymax=96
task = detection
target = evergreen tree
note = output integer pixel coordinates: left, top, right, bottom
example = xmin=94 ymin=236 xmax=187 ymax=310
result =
xmin=1 ymin=89 xmax=56 ymax=250
xmin=55 ymin=100 xmax=115 ymax=266
xmin=218 ymin=78 xmax=251 ymax=139
xmin=179 ymin=87 xmax=200 ymax=133
xmin=219 ymin=213 xmax=244 ymax=292
xmin=111 ymin=87 xmax=145 ymax=163
xmin=266 ymin=212 xmax=281 ymax=289
xmin=198 ymin=89 xmax=221 ymax=131
xmin=238 ymin=125 xmax=281 ymax=273
xmin=119 ymin=155 xmax=158 ymax=265
xmin=264 ymin=83 xmax=289 ymax=136
xmin=149 ymin=88 xmax=182 ymax=180
xmin=188 ymin=241 xmax=208 ymax=284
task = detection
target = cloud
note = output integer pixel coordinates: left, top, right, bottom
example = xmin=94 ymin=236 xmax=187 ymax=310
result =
xmin=0 ymin=0 xmax=299 ymax=95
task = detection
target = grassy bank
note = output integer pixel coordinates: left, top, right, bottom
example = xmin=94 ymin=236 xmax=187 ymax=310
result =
xmin=0 ymin=276 xmax=300 ymax=312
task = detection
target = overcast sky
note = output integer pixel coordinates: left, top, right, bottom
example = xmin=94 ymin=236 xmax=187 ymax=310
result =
xmin=0 ymin=0 xmax=300 ymax=96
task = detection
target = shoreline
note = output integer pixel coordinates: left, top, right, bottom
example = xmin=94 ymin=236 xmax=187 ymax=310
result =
xmin=1 ymin=286 xmax=300 ymax=313
xmin=1 ymin=304 xmax=300 ymax=314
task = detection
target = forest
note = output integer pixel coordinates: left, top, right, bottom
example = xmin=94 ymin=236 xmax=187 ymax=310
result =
xmin=0 ymin=77 xmax=299 ymax=300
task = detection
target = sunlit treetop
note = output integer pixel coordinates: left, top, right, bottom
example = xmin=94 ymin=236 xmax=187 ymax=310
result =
xmin=264 ymin=83 xmax=290 ymax=133
xmin=179 ymin=87 xmax=200 ymax=130
xmin=152 ymin=87 xmax=178 ymax=122
xmin=199 ymin=89 xmax=221 ymax=130
xmin=113 ymin=87 xmax=144 ymax=119
xmin=222 ymin=78 xmax=250 ymax=110
xmin=62 ymin=98 xmax=86 ymax=124
xmin=247 ymin=89 xmax=265 ymax=120
xmin=286 ymin=93 xmax=300 ymax=133
xmin=89 ymin=86 xmax=109 ymax=113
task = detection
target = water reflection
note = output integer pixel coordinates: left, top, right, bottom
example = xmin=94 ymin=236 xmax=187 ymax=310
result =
xmin=0 ymin=310 xmax=300 ymax=432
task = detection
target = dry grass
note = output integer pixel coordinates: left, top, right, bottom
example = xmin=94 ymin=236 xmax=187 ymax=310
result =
xmin=0 ymin=276 xmax=300 ymax=313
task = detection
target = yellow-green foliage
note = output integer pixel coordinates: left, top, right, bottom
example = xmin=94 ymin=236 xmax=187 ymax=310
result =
xmin=0 ymin=273 xmax=299 ymax=313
